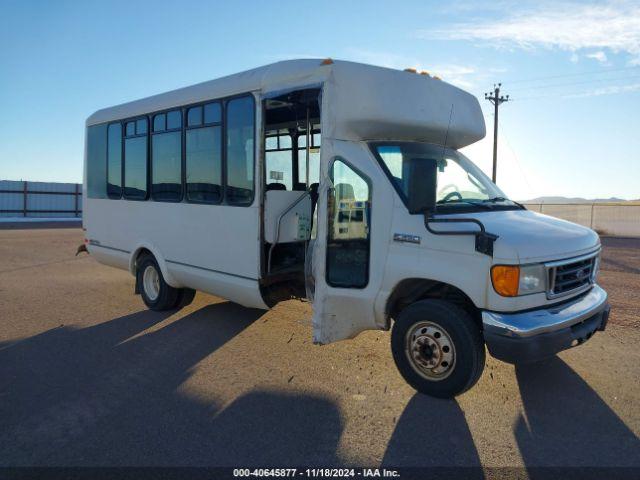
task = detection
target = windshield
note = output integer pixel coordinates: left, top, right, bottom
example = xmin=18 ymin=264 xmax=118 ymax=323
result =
xmin=371 ymin=142 xmax=518 ymax=213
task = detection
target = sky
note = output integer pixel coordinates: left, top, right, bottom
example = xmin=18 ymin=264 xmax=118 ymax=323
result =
xmin=1 ymin=0 xmax=639 ymax=201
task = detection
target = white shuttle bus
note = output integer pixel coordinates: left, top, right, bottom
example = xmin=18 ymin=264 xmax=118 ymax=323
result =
xmin=84 ymin=59 xmax=610 ymax=398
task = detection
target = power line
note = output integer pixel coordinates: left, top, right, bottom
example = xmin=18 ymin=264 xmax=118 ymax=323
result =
xmin=485 ymin=84 xmax=510 ymax=184
xmin=507 ymin=74 xmax=640 ymax=92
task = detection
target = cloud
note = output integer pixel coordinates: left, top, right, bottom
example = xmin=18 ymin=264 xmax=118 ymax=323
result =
xmin=586 ymin=51 xmax=608 ymax=63
xmin=564 ymin=82 xmax=640 ymax=98
xmin=420 ymin=1 xmax=640 ymax=63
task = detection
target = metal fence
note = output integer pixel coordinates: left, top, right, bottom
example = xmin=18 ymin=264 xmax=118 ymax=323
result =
xmin=0 ymin=180 xmax=82 ymax=218
xmin=524 ymin=203 xmax=640 ymax=238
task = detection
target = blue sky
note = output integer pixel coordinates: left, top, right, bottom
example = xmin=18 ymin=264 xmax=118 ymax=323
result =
xmin=1 ymin=0 xmax=638 ymax=200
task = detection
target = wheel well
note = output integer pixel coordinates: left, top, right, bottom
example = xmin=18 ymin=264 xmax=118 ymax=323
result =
xmin=385 ymin=278 xmax=481 ymax=329
xmin=132 ymin=248 xmax=153 ymax=274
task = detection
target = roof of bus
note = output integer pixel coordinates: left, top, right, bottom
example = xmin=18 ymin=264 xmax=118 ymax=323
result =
xmin=86 ymin=59 xmax=485 ymax=149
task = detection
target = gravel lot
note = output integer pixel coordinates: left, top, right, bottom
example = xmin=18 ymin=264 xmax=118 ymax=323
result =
xmin=0 ymin=227 xmax=639 ymax=468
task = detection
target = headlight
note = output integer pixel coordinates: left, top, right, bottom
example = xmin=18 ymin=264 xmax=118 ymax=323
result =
xmin=491 ymin=264 xmax=546 ymax=297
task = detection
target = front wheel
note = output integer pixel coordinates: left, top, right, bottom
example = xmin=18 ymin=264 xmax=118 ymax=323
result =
xmin=391 ymin=299 xmax=485 ymax=398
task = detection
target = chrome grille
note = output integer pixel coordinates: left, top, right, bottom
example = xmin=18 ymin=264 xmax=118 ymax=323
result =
xmin=547 ymin=253 xmax=598 ymax=299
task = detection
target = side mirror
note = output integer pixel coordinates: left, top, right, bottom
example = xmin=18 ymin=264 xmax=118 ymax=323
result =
xmin=407 ymin=158 xmax=438 ymax=214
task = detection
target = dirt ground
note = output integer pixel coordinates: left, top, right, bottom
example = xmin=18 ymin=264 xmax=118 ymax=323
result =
xmin=0 ymin=228 xmax=638 ymax=469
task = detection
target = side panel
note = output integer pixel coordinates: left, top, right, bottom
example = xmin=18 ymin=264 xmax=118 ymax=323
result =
xmin=85 ymin=198 xmax=267 ymax=309
xmin=311 ymin=140 xmax=393 ymax=344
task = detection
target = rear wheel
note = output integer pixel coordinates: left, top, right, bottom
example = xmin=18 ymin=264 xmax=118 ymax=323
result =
xmin=137 ymin=255 xmax=179 ymax=311
xmin=391 ymin=299 xmax=485 ymax=398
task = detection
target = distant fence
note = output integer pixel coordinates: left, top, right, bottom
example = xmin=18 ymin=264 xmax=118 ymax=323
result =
xmin=0 ymin=180 xmax=82 ymax=218
xmin=524 ymin=203 xmax=640 ymax=238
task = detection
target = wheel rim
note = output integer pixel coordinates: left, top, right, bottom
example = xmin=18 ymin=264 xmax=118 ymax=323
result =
xmin=405 ymin=321 xmax=456 ymax=381
xmin=142 ymin=265 xmax=160 ymax=301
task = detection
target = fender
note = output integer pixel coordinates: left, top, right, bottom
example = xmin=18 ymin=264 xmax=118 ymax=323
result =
xmin=129 ymin=242 xmax=181 ymax=288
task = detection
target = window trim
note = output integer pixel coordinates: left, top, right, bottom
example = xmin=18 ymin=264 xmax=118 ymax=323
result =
xmin=325 ymin=156 xmax=372 ymax=290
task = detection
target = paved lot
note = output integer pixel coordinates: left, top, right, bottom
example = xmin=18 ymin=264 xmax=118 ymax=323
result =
xmin=0 ymin=228 xmax=639 ymax=468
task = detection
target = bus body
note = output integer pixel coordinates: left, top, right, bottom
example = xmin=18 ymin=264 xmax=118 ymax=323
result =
xmin=84 ymin=59 xmax=610 ymax=398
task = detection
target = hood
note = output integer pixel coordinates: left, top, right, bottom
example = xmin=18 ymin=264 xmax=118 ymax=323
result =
xmin=442 ymin=209 xmax=600 ymax=263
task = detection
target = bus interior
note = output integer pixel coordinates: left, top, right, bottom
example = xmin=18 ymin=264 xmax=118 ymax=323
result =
xmin=260 ymin=88 xmax=321 ymax=304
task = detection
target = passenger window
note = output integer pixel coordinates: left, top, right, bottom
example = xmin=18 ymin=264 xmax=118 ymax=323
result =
xmin=298 ymin=131 xmax=320 ymax=186
xmin=151 ymin=109 xmax=182 ymax=202
xmin=186 ymin=125 xmax=222 ymax=203
xmin=225 ymin=96 xmax=255 ymax=205
xmin=124 ymin=117 xmax=148 ymax=200
xmin=188 ymin=106 xmax=202 ymax=127
xmin=204 ymin=102 xmax=221 ymax=124
xmin=153 ymin=114 xmax=166 ymax=132
xmin=265 ymin=131 xmax=293 ymax=190
xmin=326 ymin=159 xmax=371 ymax=288
xmin=86 ymin=124 xmax=108 ymax=199
xmin=167 ymin=110 xmax=182 ymax=130
xmin=107 ymin=123 xmax=122 ymax=198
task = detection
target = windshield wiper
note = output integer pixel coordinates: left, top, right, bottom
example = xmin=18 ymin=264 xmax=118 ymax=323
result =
xmin=437 ymin=199 xmax=492 ymax=210
xmin=482 ymin=197 xmax=526 ymax=210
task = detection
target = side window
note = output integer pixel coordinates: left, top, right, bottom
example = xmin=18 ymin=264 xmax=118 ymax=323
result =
xmin=107 ymin=123 xmax=122 ymax=198
xmin=151 ymin=110 xmax=182 ymax=201
xmin=265 ymin=131 xmax=292 ymax=190
xmin=123 ymin=117 xmax=148 ymax=200
xmin=185 ymin=101 xmax=222 ymax=203
xmin=326 ymin=158 xmax=371 ymax=288
xmin=297 ymin=128 xmax=321 ymax=186
xmin=86 ymin=124 xmax=108 ymax=199
xmin=225 ymin=96 xmax=255 ymax=205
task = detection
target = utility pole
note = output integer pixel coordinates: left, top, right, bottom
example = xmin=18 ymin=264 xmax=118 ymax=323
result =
xmin=485 ymin=84 xmax=509 ymax=183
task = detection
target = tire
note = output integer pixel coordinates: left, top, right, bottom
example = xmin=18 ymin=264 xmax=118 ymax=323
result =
xmin=173 ymin=287 xmax=196 ymax=309
xmin=391 ymin=299 xmax=485 ymax=398
xmin=137 ymin=255 xmax=179 ymax=311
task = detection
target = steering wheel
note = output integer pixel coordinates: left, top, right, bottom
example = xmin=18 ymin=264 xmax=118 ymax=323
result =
xmin=441 ymin=191 xmax=462 ymax=202
xmin=439 ymin=183 xmax=462 ymax=203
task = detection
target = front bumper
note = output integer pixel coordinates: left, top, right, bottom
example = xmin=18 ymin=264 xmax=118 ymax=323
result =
xmin=482 ymin=285 xmax=610 ymax=364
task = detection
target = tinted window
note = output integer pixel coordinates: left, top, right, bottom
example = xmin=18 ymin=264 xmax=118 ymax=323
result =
xmin=136 ymin=118 xmax=147 ymax=135
xmin=107 ymin=123 xmax=122 ymax=198
xmin=126 ymin=122 xmax=135 ymax=136
xmin=167 ymin=110 xmax=182 ymax=130
xmin=186 ymin=126 xmax=222 ymax=203
xmin=225 ymin=96 xmax=255 ymax=205
xmin=188 ymin=106 xmax=202 ymax=127
xmin=124 ymin=117 xmax=148 ymax=200
xmin=86 ymin=124 xmax=108 ymax=199
xmin=153 ymin=114 xmax=165 ymax=132
xmin=204 ymin=102 xmax=221 ymax=124
xmin=152 ymin=130 xmax=182 ymax=201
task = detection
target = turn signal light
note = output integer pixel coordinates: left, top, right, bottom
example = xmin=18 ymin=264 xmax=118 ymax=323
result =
xmin=404 ymin=67 xmax=417 ymax=73
xmin=491 ymin=265 xmax=520 ymax=297
xmin=321 ymin=58 xmax=334 ymax=65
